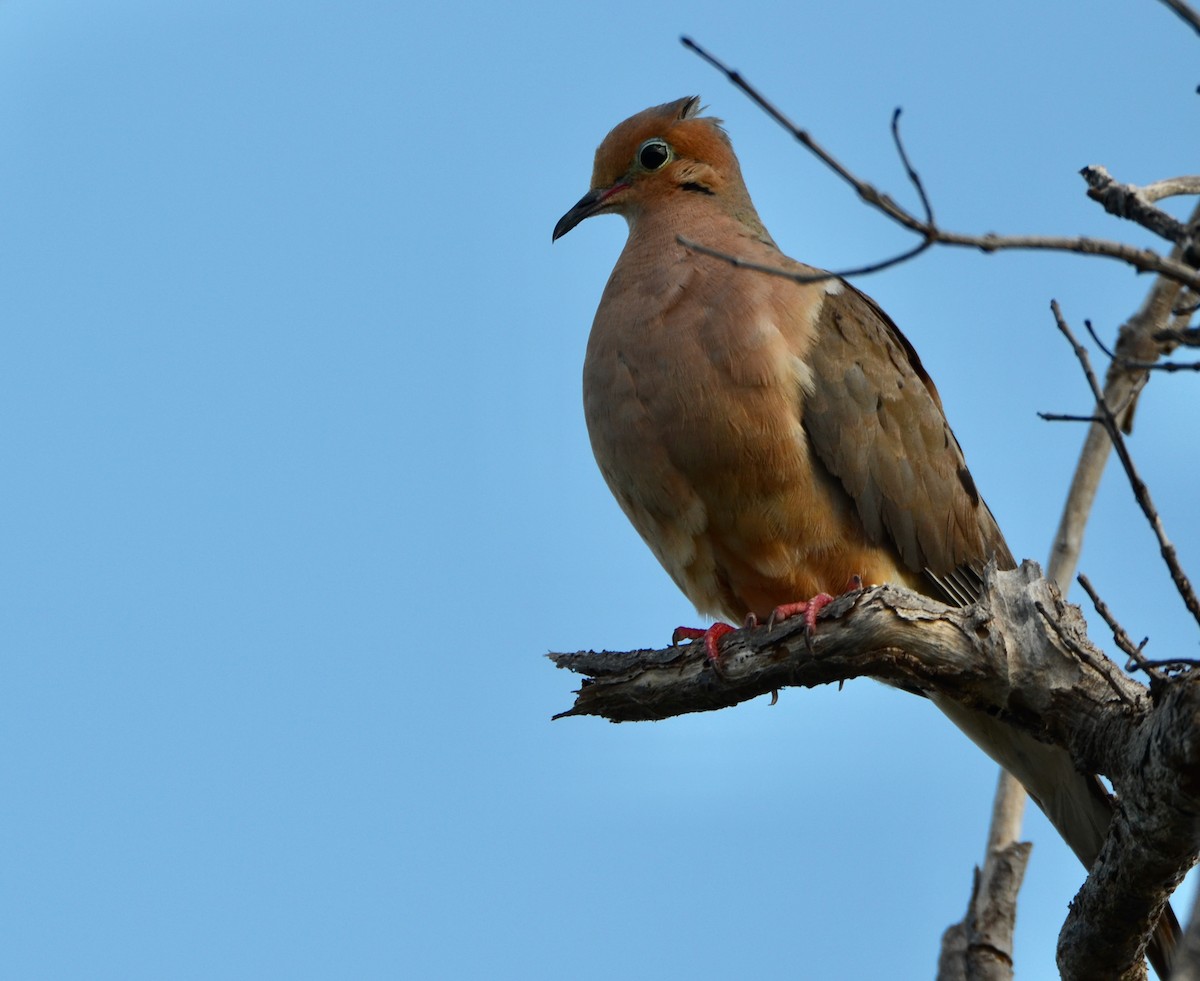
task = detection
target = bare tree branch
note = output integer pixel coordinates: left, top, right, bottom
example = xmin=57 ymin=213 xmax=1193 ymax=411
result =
xmin=1157 ymin=0 xmax=1200 ymax=36
xmin=1114 ymin=359 xmax=1200 ymax=374
xmin=1156 ymin=325 xmax=1200 ymax=346
xmin=1142 ymin=176 xmax=1200 ymax=203
xmin=1081 ymin=165 xmax=1199 ymax=247
xmin=677 ymin=233 xmax=933 ymax=283
xmin=1076 ymin=574 xmax=1161 ymax=682
xmin=678 ymin=37 xmax=1200 ymax=292
xmin=890 ymin=106 xmax=935 ymax=226
xmin=577 ymin=23 xmax=1200 ymax=980
xmin=549 ymin=566 xmax=1200 ymax=980
xmin=937 ymin=833 xmax=1032 ymax=981
xmin=1084 ymin=318 xmax=1200 ymax=374
xmin=937 ymin=770 xmax=1034 ymax=981
xmin=1046 ymin=206 xmax=1200 ymax=589
xmin=1050 ymin=301 xmax=1200 ymax=633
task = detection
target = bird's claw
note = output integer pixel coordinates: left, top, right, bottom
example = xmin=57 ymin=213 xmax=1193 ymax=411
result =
xmin=766 ymin=593 xmax=834 ymax=634
xmin=672 ymin=621 xmax=737 ymax=674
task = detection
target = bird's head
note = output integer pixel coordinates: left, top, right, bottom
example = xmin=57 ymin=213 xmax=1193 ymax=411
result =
xmin=553 ymin=96 xmax=764 ymax=241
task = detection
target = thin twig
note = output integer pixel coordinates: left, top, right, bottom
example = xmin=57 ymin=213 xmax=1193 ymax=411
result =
xmin=1137 ymin=657 xmax=1200 ymax=672
xmin=1034 ymin=599 xmax=1140 ymax=705
xmin=679 ymin=37 xmax=916 ymax=228
xmin=1085 ymin=318 xmax=1200 ymax=373
xmin=1076 ymin=574 xmax=1164 ymax=685
xmin=677 ymin=234 xmax=933 ymax=282
xmin=1084 ymin=320 xmax=1119 ymax=360
xmin=1050 ymin=301 xmax=1200 ymax=633
xmin=679 ymin=109 xmax=941 ymax=284
xmin=1157 ymin=0 xmax=1200 ymax=36
xmin=1113 ymin=359 xmax=1200 ymax=374
xmin=890 ymin=108 xmax=934 ymax=226
xmin=679 ymin=36 xmax=1200 ymax=291
xmin=931 ymin=230 xmax=1198 ymax=285
xmin=1049 ymin=204 xmax=1200 ymax=581
xmin=1039 ymin=412 xmax=1103 ymax=424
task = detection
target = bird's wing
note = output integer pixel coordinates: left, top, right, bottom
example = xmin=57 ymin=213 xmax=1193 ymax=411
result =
xmin=801 ymin=280 xmax=1014 ymax=606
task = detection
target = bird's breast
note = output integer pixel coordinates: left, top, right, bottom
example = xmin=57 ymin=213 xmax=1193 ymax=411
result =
xmin=581 ymin=255 xmax=899 ymax=620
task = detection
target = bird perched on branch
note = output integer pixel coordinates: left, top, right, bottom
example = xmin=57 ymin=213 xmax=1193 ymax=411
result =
xmin=553 ymin=95 xmax=1176 ymax=976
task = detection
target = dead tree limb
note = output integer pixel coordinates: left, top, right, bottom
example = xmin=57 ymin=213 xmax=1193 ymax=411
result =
xmin=1081 ymin=166 xmax=1199 ymax=249
xmin=549 ymin=564 xmax=1200 ymax=980
xmin=938 ymin=841 xmax=1033 ymax=981
xmin=937 ymin=775 xmax=1033 ymax=981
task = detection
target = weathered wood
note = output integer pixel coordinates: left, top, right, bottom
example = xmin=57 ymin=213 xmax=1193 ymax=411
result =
xmin=549 ymin=563 xmax=1200 ymax=978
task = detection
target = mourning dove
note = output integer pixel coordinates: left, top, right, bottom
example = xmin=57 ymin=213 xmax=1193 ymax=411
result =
xmin=554 ymin=96 xmax=1177 ymax=975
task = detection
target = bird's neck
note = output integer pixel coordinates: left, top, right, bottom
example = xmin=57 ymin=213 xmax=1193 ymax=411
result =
xmin=626 ymin=191 xmax=776 ymax=253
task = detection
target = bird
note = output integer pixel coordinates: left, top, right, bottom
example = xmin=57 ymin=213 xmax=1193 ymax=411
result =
xmin=553 ymin=95 xmax=1177 ymax=976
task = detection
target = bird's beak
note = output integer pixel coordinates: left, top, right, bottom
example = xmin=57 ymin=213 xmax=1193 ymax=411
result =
xmin=552 ymin=184 xmax=627 ymax=241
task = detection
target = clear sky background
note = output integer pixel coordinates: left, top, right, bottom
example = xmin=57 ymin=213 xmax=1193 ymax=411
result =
xmin=3 ymin=1 xmax=1198 ymax=978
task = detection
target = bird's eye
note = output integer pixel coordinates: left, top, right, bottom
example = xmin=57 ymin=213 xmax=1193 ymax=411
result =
xmin=638 ymin=139 xmax=672 ymax=171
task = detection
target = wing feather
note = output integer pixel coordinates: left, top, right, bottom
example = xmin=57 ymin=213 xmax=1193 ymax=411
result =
xmin=802 ymin=283 xmax=1014 ymax=606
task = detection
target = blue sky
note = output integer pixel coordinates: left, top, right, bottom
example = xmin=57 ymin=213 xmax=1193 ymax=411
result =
xmin=3 ymin=1 xmax=1198 ymax=978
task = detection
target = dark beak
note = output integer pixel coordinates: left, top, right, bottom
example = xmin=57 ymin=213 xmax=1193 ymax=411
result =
xmin=552 ymin=185 xmax=626 ymax=241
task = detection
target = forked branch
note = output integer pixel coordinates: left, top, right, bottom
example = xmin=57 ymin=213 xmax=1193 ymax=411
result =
xmin=549 ymin=565 xmax=1200 ymax=979
xmin=677 ymin=37 xmax=1200 ymax=292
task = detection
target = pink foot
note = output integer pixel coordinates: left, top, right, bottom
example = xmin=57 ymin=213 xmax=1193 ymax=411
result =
xmin=767 ymin=594 xmax=835 ymax=632
xmin=766 ymin=576 xmax=864 ymax=635
xmin=672 ymin=622 xmax=737 ymax=665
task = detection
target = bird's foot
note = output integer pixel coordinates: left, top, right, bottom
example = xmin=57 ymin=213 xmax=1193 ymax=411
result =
xmin=672 ymin=622 xmax=737 ymax=667
xmin=671 ymin=576 xmax=865 ymax=667
xmin=766 ymin=594 xmax=835 ymax=634
xmin=765 ymin=576 xmax=864 ymax=645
